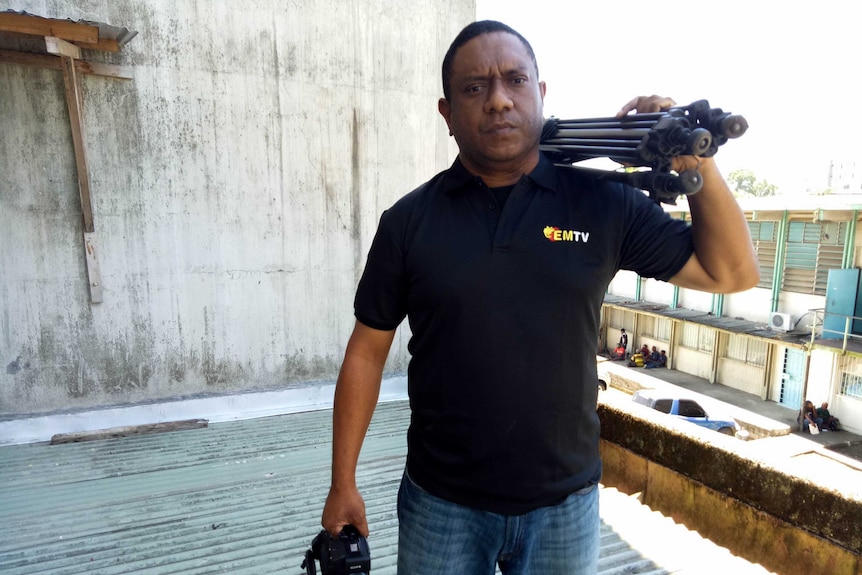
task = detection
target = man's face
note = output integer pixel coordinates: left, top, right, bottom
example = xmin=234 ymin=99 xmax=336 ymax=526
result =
xmin=438 ymin=32 xmax=546 ymax=179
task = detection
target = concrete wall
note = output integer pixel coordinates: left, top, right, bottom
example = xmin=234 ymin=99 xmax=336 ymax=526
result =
xmin=0 ymin=0 xmax=474 ymax=415
xmin=599 ymin=400 xmax=862 ymax=575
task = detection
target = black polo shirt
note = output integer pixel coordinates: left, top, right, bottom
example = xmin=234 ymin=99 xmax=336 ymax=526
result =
xmin=355 ymin=153 xmax=693 ymax=515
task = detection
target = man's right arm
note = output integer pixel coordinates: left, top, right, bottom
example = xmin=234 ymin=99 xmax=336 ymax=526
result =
xmin=321 ymin=320 xmax=397 ymax=537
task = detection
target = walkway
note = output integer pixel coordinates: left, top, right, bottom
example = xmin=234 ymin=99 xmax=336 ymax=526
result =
xmin=631 ymin=366 xmax=862 ymax=462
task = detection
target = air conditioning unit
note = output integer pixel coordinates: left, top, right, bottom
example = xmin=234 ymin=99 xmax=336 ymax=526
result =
xmin=769 ymin=312 xmax=792 ymax=332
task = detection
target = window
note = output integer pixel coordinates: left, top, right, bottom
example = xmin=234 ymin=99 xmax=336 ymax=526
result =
xmin=608 ymin=307 xmax=630 ymax=332
xmin=680 ymin=323 xmax=715 ymax=353
xmin=839 ymin=356 xmax=862 ymax=400
xmin=840 ymin=372 xmax=862 ymax=400
xmin=725 ymin=334 xmax=767 ymax=367
xmin=782 ymin=221 xmax=846 ymax=295
xmin=653 ymin=399 xmax=673 ymax=414
xmin=678 ymin=400 xmax=706 ymax=418
xmin=748 ymin=221 xmax=777 ymax=290
xmin=640 ymin=315 xmax=671 ymax=342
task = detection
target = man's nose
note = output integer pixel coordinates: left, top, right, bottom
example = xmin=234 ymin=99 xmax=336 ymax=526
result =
xmin=484 ymin=79 xmax=513 ymax=113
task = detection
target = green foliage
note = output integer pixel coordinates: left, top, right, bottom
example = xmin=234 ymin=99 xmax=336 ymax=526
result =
xmin=727 ymin=169 xmax=777 ymax=197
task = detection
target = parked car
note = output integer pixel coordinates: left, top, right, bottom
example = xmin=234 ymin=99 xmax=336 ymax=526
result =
xmin=632 ymin=389 xmax=740 ymax=436
xmin=597 ymin=360 xmax=612 ymax=391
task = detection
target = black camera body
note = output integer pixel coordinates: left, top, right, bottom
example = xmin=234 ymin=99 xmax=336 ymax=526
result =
xmin=301 ymin=525 xmax=370 ymax=575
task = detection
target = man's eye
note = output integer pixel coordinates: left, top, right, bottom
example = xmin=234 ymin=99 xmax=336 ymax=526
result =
xmin=466 ymin=85 xmax=484 ymax=93
xmin=512 ymin=78 xmax=526 ymax=85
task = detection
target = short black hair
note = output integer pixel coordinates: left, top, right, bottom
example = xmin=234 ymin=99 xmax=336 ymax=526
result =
xmin=441 ymin=20 xmax=538 ymax=100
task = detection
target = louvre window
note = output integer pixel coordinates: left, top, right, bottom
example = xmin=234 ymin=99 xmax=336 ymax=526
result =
xmin=782 ymin=221 xmax=846 ymax=295
xmin=748 ymin=221 xmax=777 ymax=290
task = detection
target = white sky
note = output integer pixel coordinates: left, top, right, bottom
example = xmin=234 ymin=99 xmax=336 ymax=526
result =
xmin=476 ymin=0 xmax=860 ymax=196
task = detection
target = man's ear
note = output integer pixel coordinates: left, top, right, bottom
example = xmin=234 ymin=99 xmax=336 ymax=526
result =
xmin=438 ymin=98 xmax=453 ymax=135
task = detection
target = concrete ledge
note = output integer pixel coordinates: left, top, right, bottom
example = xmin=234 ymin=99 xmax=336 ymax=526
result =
xmin=599 ymin=401 xmax=862 ymax=575
xmin=0 ymin=376 xmax=409 ymax=446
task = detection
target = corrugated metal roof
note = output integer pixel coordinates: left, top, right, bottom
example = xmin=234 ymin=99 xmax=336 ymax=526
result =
xmin=604 ymin=294 xmax=814 ymax=345
xmin=0 ymin=400 xmax=774 ymax=574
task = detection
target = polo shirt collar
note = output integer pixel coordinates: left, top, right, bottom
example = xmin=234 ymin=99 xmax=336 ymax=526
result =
xmin=442 ymin=153 xmax=559 ymax=194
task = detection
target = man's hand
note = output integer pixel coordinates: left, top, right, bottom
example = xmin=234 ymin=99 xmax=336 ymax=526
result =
xmin=615 ymin=94 xmax=702 ymax=173
xmin=615 ymin=94 xmax=675 ymax=117
xmin=614 ymin=96 xmax=759 ymax=293
xmin=322 ymin=483 xmax=369 ymax=537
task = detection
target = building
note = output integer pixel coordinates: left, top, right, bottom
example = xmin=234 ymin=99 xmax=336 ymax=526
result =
xmin=829 ymin=159 xmax=862 ymax=194
xmin=602 ymin=194 xmax=862 ymax=434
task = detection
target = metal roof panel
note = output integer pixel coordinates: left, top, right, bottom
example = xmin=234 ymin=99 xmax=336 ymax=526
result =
xmin=0 ymin=401 xmax=774 ymax=574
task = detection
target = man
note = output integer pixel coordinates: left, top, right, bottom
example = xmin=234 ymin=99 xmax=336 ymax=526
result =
xmin=322 ymin=20 xmax=759 ymax=574
xmin=816 ymin=401 xmax=840 ymax=431
xmin=618 ymin=328 xmax=628 ymax=352
xmin=646 ymin=350 xmax=668 ymax=369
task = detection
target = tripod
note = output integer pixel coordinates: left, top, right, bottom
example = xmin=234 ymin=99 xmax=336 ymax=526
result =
xmin=539 ymin=100 xmax=747 ymax=204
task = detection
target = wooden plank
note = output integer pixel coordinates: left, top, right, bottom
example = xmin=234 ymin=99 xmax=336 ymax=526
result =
xmin=0 ymin=50 xmax=134 ymax=79
xmin=0 ymin=49 xmax=60 ymax=70
xmin=45 ymin=35 xmax=82 ymax=59
xmin=0 ymin=12 xmax=99 ymax=44
xmin=50 ymin=419 xmax=210 ymax=444
xmin=59 ymin=54 xmax=94 ymax=233
xmin=83 ymin=231 xmax=104 ymax=303
xmin=77 ymin=59 xmax=134 ymax=79
xmin=75 ymin=37 xmax=120 ymax=53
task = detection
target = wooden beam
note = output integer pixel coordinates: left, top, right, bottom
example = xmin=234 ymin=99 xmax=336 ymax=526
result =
xmin=45 ymin=35 xmax=82 ymax=59
xmin=58 ymin=53 xmax=105 ymax=304
xmin=0 ymin=49 xmax=59 ymax=69
xmin=0 ymin=49 xmax=134 ymax=79
xmin=59 ymin=54 xmax=94 ymax=233
xmin=76 ymin=58 xmax=133 ymax=79
xmin=83 ymin=232 xmax=104 ymax=303
xmin=75 ymin=37 xmax=120 ymax=53
xmin=0 ymin=13 xmax=99 ymax=44
xmin=50 ymin=419 xmax=210 ymax=444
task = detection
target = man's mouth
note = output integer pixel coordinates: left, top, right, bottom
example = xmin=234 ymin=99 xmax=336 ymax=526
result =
xmin=484 ymin=122 xmax=517 ymax=135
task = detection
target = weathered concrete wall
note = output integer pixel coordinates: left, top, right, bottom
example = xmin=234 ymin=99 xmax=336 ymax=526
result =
xmin=0 ymin=0 xmax=473 ymax=415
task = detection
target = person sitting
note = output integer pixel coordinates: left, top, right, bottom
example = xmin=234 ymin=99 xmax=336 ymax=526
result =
xmin=796 ymin=400 xmax=823 ymax=433
xmin=647 ymin=346 xmax=660 ymax=363
xmin=816 ymin=402 xmax=841 ymax=431
xmin=627 ymin=352 xmax=645 ymax=368
xmin=610 ymin=345 xmax=626 ymax=361
xmin=645 ymin=350 xmax=667 ymax=369
xmin=638 ymin=344 xmax=650 ymax=358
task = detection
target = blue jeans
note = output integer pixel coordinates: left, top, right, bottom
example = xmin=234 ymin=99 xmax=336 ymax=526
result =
xmin=397 ymin=471 xmax=599 ymax=574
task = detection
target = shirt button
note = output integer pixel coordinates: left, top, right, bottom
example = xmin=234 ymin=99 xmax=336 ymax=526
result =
xmin=488 ymin=203 xmax=496 ymax=210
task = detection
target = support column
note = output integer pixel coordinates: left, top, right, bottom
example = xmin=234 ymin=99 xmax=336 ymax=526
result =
xmin=50 ymin=36 xmax=103 ymax=303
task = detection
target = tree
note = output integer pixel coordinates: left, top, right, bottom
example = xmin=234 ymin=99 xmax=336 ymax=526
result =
xmin=727 ymin=169 xmax=777 ymax=197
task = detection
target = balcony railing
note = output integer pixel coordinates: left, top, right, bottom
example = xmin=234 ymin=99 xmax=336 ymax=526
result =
xmin=808 ymin=307 xmax=862 ymax=352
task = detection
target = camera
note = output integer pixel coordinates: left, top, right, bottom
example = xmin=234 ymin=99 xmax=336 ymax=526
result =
xmin=301 ymin=525 xmax=371 ymax=575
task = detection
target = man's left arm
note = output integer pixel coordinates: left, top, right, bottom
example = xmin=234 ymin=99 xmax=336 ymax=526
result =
xmin=668 ymin=155 xmax=760 ymax=293
xmin=616 ymin=95 xmax=760 ymax=294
